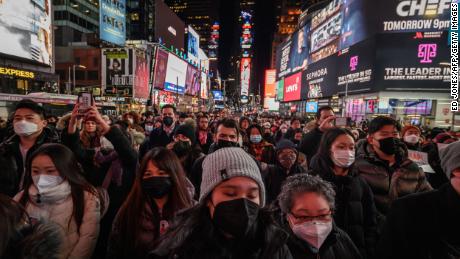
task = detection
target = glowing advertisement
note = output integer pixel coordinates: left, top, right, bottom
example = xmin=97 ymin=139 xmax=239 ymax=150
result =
xmin=185 ymin=64 xmax=200 ymax=96
xmin=264 ymin=97 xmax=280 ymax=111
xmin=276 ymin=79 xmax=284 ymax=102
xmin=283 ymin=72 xmax=302 ymax=102
xmin=164 ymin=53 xmax=187 ymax=95
xmin=378 ymin=0 xmax=451 ymax=33
xmin=375 ymin=32 xmax=451 ymax=90
xmin=301 ymin=54 xmax=338 ymax=99
xmin=100 ymin=0 xmax=126 ymax=46
xmin=306 ymin=101 xmax=319 ymax=113
xmin=240 ymin=58 xmax=251 ymax=97
xmin=153 ymin=49 xmax=168 ymax=90
xmin=311 ymin=12 xmax=343 ymax=53
xmin=200 ymin=71 xmax=208 ymax=99
xmin=102 ymin=48 xmax=134 ymax=92
xmin=187 ymin=26 xmax=200 ymax=65
xmin=275 ymin=25 xmax=310 ymax=79
xmin=0 ymin=0 xmax=53 ymax=65
xmin=212 ymin=90 xmax=223 ymax=101
xmin=133 ymin=52 xmax=150 ymax=100
xmin=264 ymin=69 xmax=277 ymax=98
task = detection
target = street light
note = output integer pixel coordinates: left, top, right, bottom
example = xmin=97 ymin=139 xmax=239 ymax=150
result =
xmin=68 ymin=64 xmax=86 ymax=94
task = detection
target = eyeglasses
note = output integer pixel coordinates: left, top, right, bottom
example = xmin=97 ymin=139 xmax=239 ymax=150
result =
xmin=289 ymin=210 xmax=333 ymax=223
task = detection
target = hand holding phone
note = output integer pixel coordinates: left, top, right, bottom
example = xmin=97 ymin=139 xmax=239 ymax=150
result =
xmin=78 ymin=92 xmax=93 ymax=117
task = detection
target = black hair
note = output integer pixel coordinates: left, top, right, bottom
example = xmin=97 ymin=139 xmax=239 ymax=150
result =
xmin=291 ymin=117 xmax=301 ymax=124
xmin=368 ymin=116 xmax=400 ymax=135
xmin=316 ymin=127 xmax=355 ymax=169
xmin=14 ymin=99 xmax=46 ymax=119
xmin=216 ymin=118 xmax=240 ymax=137
xmin=161 ymin=104 xmax=176 ymax=114
xmin=316 ymin=106 xmax=333 ymax=119
xmin=247 ymin=124 xmax=263 ymax=136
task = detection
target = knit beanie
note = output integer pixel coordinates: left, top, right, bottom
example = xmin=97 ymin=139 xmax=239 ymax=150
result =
xmin=200 ymin=147 xmax=266 ymax=206
xmin=174 ymin=124 xmax=196 ymax=145
xmin=401 ymin=125 xmax=421 ymax=137
xmin=276 ymin=139 xmax=298 ymax=154
xmin=440 ymin=140 xmax=460 ymax=179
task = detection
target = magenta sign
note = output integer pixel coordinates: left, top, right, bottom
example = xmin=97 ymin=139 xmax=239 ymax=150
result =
xmin=417 ymin=44 xmax=437 ymax=64
xmin=349 ymin=56 xmax=359 ymax=71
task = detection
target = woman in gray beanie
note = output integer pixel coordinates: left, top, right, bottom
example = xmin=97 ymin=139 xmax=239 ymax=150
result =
xmin=377 ymin=140 xmax=460 ymax=259
xmin=150 ymin=147 xmax=293 ymax=259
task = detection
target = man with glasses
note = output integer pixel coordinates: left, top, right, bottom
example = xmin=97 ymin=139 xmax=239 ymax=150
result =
xmin=354 ymin=116 xmax=432 ymax=217
xmin=274 ymin=174 xmax=362 ymax=259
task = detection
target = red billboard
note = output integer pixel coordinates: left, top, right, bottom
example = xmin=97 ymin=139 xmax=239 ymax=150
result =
xmin=153 ymin=49 xmax=168 ymax=89
xmin=283 ymin=72 xmax=302 ymax=102
xmin=134 ymin=53 xmax=150 ymax=100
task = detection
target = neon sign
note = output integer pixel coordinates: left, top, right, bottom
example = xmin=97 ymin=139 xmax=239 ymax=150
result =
xmin=417 ymin=43 xmax=437 ymax=63
xmin=349 ymin=56 xmax=359 ymax=71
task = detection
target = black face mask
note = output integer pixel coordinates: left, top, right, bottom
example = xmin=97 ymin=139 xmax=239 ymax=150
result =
xmin=163 ymin=116 xmax=174 ymax=127
xmin=141 ymin=176 xmax=173 ymax=199
xmin=212 ymin=198 xmax=259 ymax=239
xmin=216 ymin=139 xmax=239 ymax=149
xmin=173 ymin=140 xmax=192 ymax=158
xmin=377 ymin=137 xmax=398 ymax=155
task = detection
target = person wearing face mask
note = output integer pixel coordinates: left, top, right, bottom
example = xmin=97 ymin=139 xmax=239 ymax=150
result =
xmin=377 ymin=140 xmax=460 ymax=259
xmin=401 ymin=125 xmax=422 ymax=151
xmin=355 ymin=116 xmax=432 ymax=218
xmin=0 ymin=99 xmax=60 ymax=197
xmin=168 ymin=124 xmax=204 ymax=179
xmin=309 ymin=128 xmax=377 ymax=258
xmin=274 ymin=174 xmax=362 ymax=259
xmin=246 ymin=125 xmax=275 ymax=164
xmin=107 ymin=148 xmax=194 ymax=259
xmin=150 ymin=147 xmax=293 ymax=259
xmin=263 ymin=139 xmax=307 ymax=205
xmin=189 ymin=119 xmax=241 ymax=199
xmin=262 ymin=122 xmax=275 ymax=144
xmin=139 ymin=104 xmax=180 ymax=160
xmin=13 ymin=144 xmax=101 ymax=259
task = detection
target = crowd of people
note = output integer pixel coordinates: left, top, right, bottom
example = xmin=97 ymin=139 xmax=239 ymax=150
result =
xmin=0 ymin=99 xmax=459 ymax=259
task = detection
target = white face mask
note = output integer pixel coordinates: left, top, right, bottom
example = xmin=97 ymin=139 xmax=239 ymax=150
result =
xmin=331 ymin=149 xmax=355 ymax=168
xmin=281 ymin=128 xmax=288 ymax=134
xmin=145 ymin=125 xmax=154 ymax=133
xmin=14 ymin=120 xmax=39 ymax=136
xmin=127 ymin=118 xmax=134 ymax=125
xmin=33 ymin=175 xmax=64 ymax=193
xmin=404 ymin=134 xmax=420 ymax=145
xmin=291 ymin=220 xmax=333 ymax=249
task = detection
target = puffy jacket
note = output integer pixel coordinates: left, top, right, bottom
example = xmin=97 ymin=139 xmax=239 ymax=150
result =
xmin=150 ymin=206 xmax=293 ymax=259
xmin=377 ymin=183 xmax=460 ymax=259
xmin=139 ymin=124 xmax=180 ymax=160
xmin=14 ymin=186 xmax=100 ymax=259
xmin=309 ymin=155 xmax=378 ymax=259
xmin=354 ymin=141 xmax=432 ymax=215
xmin=0 ymin=127 xmax=60 ymax=197
xmin=271 ymin=207 xmax=362 ymax=259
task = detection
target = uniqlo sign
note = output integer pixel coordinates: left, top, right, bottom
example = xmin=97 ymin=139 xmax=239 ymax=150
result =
xmin=283 ymin=72 xmax=302 ymax=102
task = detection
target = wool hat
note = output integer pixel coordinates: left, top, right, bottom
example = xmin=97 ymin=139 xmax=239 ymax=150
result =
xmin=200 ymin=147 xmax=266 ymax=206
xmin=174 ymin=124 xmax=196 ymax=145
xmin=401 ymin=125 xmax=421 ymax=138
xmin=440 ymin=140 xmax=460 ymax=179
xmin=276 ymin=139 xmax=298 ymax=154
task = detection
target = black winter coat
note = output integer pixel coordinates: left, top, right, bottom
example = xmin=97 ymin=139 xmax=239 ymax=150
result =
xmin=139 ymin=124 xmax=180 ymax=160
xmin=309 ymin=155 xmax=378 ymax=259
xmin=0 ymin=128 xmax=60 ymax=197
xmin=271 ymin=207 xmax=362 ymax=259
xmin=150 ymin=206 xmax=293 ymax=259
xmin=377 ymin=183 xmax=460 ymax=259
xmin=299 ymin=127 xmax=323 ymax=167
xmin=262 ymin=162 xmax=308 ymax=205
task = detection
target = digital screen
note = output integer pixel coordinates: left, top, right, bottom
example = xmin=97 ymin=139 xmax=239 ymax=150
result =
xmin=102 ymin=48 xmax=134 ymax=88
xmin=153 ymin=49 xmax=168 ymax=90
xmin=187 ymin=26 xmax=200 ymax=65
xmin=276 ymin=79 xmax=284 ymax=102
xmin=133 ymin=52 xmax=150 ymax=100
xmin=155 ymin=0 xmax=185 ymax=50
xmin=283 ymin=72 xmax=302 ymax=102
xmin=388 ymin=99 xmax=433 ymax=115
xmin=212 ymin=90 xmax=223 ymax=101
xmin=264 ymin=69 xmax=276 ymax=98
xmin=200 ymin=71 xmax=208 ymax=99
xmin=164 ymin=53 xmax=187 ymax=94
xmin=306 ymin=101 xmax=318 ymax=113
xmin=311 ymin=12 xmax=343 ymax=53
xmin=301 ymin=54 xmax=337 ymax=99
xmin=185 ymin=64 xmax=200 ymax=95
xmin=0 ymin=0 xmax=53 ymax=65
xmin=100 ymin=0 xmax=126 ymax=46
xmin=264 ymin=97 xmax=280 ymax=111
xmin=240 ymin=58 xmax=251 ymax=97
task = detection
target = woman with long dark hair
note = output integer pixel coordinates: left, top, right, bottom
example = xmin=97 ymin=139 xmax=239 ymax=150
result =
xmin=14 ymin=143 xmax=100 ymax=258
xmin=246 ymin=125 xmax=275 ymax=164
xmin=107 ymin=147 xmax=194 ymax=258
xmin=309 ymin=128 xmax=377 ymax=258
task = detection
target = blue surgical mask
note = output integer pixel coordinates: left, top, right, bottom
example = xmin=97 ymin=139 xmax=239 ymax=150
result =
xmin=250 ymin=135 xmax=262 ymax=143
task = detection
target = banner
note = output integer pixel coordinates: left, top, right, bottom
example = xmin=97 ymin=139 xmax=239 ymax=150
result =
xmin=301 ymin=55 xmax=338 ymax=99
xmin=185 ymin=64 xmax=200 ymax=95
xmin=164 ymin=53 xmax=187 ymax=95
xmin=102 ymin=48 xmax=134 ymax=96
xmin=134 ymin=51 xmax=150 ymax=100
xmin=264 ymin=69 xmax=277 ymax=98
xmin=240 ymin=58 xmax=251 ymax=97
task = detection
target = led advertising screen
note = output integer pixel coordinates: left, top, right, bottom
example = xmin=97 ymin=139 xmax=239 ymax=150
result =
xmin=375 ymin=32 xmax=450 ymax=91
xmin=275 ymin=24 xmax=310 ymax=80
xmin=0 ymin=0 xmax=53 ymax=65
xmin=187 ymin=26 xmax=200 ymax=65
xmin=133 ymin=52 xmax=150 ymax=100
xmin=200 ymin=71 xmax=208 ymax=99
xmin=378 ymin=0 xmax=451 ymax=33
xmin=100 ymin=0 xmax=126 ymax=46
xmin=301 ymin=54 xmax=338 ymax=99
xmin=164 ymin=53 xmax=187 ymax=94
xmin=153 ymin=49 xmax=168 ymax=90
xmin=185 ymin=64 xmax=200 ymax=96
xmin=276 ymin=79 xmax=284 ymax=102
xmin=283 ymin=72 xmax=302 ymax=102
xmin=102 ymin=48 xmax=134 ymax=96
xmin=264 ymin=97 xmax=280 ymax=111
xmin=264 ymin=69 xmax=276 ymax=98
xmin=212 ymin=90 xmax=223 ymax=101
xmin=240 ymin=58 xmax=251 ymax=97
xmin=155 ymin=0 xmax=185 ymax=50
xmin=306 ymin=101 xmax=319 ymax=113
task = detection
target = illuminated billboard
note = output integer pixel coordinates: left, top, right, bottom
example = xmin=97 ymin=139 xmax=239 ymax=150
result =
xmin=100 ymin=0 xmax=126 ymax=46
xmin=187 ymin=26 xmax=200 ymax=65
xmin=133 ymin=51 xmax=150 ymax=100
xmin=102 ymin=48 xmax=134 ymax=96
xmin=0 ymin=0 xmax=53 ymax=65
xmin=164 ymin=53 xmax=187 ymax=94
xmin=264 ymin=69 xmax=276 ymax=98
xmin=283 ymin=72 xmax=302 ymax=102
xmin=185 ymin=64 xmax=200 ymax=96
xmin=153 ymin=49 xmax=169 ymax=90
xmin=154 ymin=0 xmax=185 ymax=50
xmin=240 ymin=58 xmax=251 ymax=97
